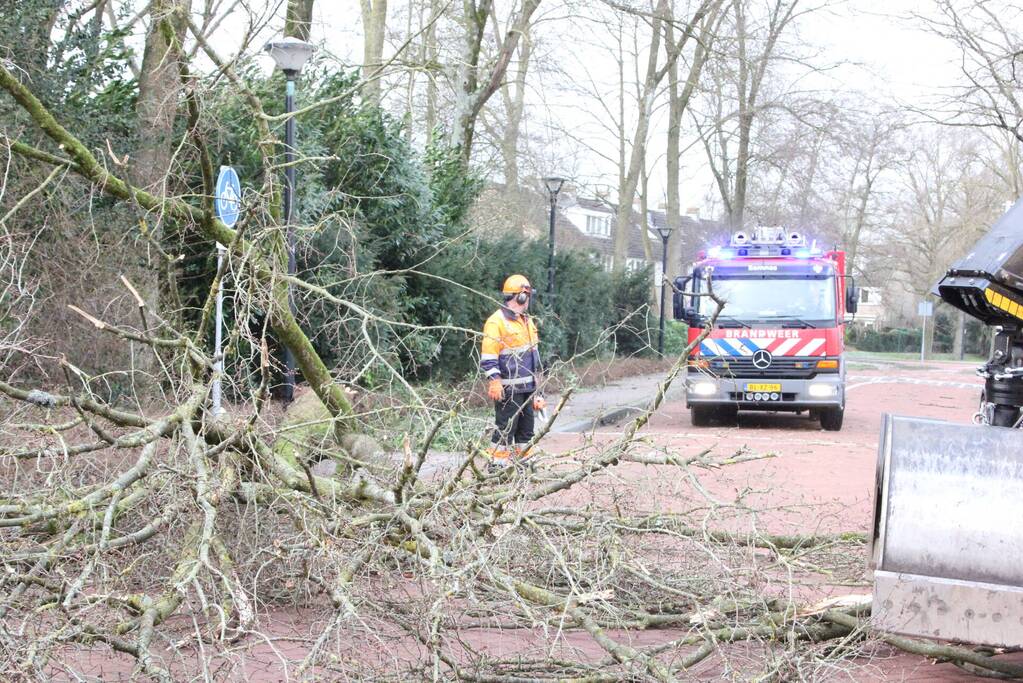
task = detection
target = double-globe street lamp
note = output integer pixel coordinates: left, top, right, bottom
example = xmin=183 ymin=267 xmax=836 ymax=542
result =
xmin=655 ymin=223 xmax=675 ymax=356
xmin=265 ymin=36 xmax=316 ymax=402
xmin=542 ymin=176 xmax=566 ymax=306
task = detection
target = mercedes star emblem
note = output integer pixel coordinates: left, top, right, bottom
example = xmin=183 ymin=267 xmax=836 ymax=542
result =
xmin=752 ymin=349 xmax=773 ymax=369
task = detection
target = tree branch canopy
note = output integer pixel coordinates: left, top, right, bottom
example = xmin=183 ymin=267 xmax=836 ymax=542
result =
xmin=0 ymin=61 xmax=355 ymax=430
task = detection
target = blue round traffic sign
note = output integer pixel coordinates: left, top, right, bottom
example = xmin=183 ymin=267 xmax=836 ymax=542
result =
xmin=215 ymin=166 xmax=241 ymax=227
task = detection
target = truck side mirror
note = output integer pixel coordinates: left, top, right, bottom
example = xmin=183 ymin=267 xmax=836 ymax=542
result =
xmin=846 ymin=283 xmax=859 ymax=315
xmin=672 ymin=276 xmax=691 ymax=320
xmin=683 ymin=306 xmax=701 ymax=326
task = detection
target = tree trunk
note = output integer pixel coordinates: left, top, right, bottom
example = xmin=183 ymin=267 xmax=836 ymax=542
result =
xmin=847 ymin=171 xmax=875 ymax=277
xmin=134 ymin=0 xmax=191 ymax=329
xmin=425 ymin=0 xmax=439 ymax=143
xmin=134 ymin=0 xmax=190 ymax=197
xmin=360 ymin=0 xmax=388 ymax=105
xmin=666 ymin=54 xmax=683 ymax=281
xmin=500 ymin=40 xmax=529 ymax=190
xmin=285 ymin=0 xmax=316 ymax=40
xmin=714 ymin=0 xmax=798 ymax=228
xmin=665 ymin=8 xmax=715 ymax=271
xmin=451 ymin=0 xmax=540 ymax=163
xmin=640 ymin=170 xmax=653 ymax=262
xmin=613 ymin=2 xmax=665 ymax=272
xmin=615 ymin=0 xmax=717 ymax=271
xmin=452 ymin=0 xmax=492 ymax=155
xmin=492 ymin=5 xmax=531 ymax=191
xmin=732 ymin=110 xmax=750 ymax=225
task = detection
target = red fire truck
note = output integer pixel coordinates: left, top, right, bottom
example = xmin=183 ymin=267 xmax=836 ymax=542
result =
xmin=673 ymin=227 xmax=858 ymax=431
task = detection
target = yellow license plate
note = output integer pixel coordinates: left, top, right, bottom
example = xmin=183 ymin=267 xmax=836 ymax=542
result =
xmin=745 ymin=383 xmax=781 ymax=392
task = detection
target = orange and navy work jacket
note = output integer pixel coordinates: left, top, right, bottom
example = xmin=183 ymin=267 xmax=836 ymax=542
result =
xmin=480 ymin=307 xmax=541 ymax=393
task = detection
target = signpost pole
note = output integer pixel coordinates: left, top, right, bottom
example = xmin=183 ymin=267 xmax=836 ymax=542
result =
xmin=213 ymin=242 xmax=226 ymax=415
xmin=214 ymin=166 xmax=241 ymax=416
xmin=920 ymin=312 xmax=926 ymax=363
xmin=918 ymin=300 xmax=933 ymax=363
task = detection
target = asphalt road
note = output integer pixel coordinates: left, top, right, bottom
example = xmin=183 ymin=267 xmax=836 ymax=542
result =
xmin=544 ymin=360 xmax=984 ymax=536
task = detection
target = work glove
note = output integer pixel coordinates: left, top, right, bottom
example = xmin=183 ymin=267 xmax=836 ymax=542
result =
xmin=487 ymin=379 xmax=504 ymax=401
xmin=532 ymin=395 xmax=546 ymax=411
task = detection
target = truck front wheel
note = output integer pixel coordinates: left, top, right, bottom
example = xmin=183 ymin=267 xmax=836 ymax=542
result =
xmin=820 ymin=407 xmax=844 ymax=431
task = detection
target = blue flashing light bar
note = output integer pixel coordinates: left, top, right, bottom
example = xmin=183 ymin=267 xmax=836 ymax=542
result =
xmin=706 ymin=236 xmax=825 ymax=261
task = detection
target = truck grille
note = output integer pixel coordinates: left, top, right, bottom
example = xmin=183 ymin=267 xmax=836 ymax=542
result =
xmin=705 ymin=356 xmax=823 ymax=379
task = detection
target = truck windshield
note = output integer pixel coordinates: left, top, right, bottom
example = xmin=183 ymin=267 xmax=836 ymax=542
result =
xmin=697 ymin=276 xmax=836 ymax=323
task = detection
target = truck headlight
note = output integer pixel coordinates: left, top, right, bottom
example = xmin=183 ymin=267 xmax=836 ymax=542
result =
xmin=808 ymin=383 xmax=837 ymax=398
xmin=690 ymin=381 xmax=718 ymax=396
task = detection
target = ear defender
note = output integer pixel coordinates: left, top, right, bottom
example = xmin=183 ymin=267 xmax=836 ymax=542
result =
xmin=501 ymin=275 xmax=533 ymax=305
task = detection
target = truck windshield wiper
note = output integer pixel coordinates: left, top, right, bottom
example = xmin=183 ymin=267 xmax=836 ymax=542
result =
xmin=754 ymin=314 xmax=819 ymax=328
xmin=779 ymin=318 xmax=817 ymax=328
xmin=717 ymin=316 xmax=752 ymax=328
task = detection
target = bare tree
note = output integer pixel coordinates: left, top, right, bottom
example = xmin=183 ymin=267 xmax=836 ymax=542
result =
xmin=481 ymin=5 xmax=532 ymax=190
xmin=611 ymin=0 xmax=718 ymax=272
xmin=664 ymin=1 xmax=720 ymax=274
xmin=832 ymin=110 xmax=905 ymax=277
xmin=450 ymin=0 xmax=541 ymax=162
xmin=919 ymin=0 xmax=1023 ymax=145
xmin=691 ymin=0 xmax=810 ymax=228
xmin=883 ymin=128 xmax=1002 ymax=352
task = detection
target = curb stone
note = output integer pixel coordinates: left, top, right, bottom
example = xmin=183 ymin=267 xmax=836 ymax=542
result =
xmin=553 ymin=404 xmax=648 ymax=433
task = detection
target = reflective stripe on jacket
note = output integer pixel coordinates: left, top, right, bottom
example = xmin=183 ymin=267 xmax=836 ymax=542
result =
xmin=480 ymin=308 xmax=541 ymax=392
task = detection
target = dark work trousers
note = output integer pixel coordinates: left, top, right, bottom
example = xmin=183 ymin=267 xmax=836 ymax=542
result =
xmin=491 ymin=391 xmax=535 ymax=447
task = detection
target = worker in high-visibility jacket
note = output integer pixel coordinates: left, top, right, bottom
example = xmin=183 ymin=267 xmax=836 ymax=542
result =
xmin=480 ymin=274 xmax=546 ymax=463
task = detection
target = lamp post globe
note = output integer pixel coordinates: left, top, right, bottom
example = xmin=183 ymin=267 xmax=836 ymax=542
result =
xmin=264 ymin=37 xmax=316 ymax=76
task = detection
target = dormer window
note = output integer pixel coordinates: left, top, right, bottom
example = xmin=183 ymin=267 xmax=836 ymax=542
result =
xmin=585 ymin=214 xmax=612 ymax=238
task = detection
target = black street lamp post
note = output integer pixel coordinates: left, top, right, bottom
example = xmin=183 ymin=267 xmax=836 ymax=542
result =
xmin=265 ymin=37 xmax=315 ymax=402
xmin=542 ymin=176 xmax=566 ymax=306
xmin=656 ymin=223 xmax=675 ymax=356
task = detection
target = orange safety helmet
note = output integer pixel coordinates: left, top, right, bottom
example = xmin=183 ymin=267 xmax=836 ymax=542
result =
xmin=502 ymin=274 xmax=533 ymax=303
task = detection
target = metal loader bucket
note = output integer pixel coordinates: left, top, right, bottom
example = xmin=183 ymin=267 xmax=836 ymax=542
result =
xmin=870 ymin=414 xmax=1023 ymax=647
